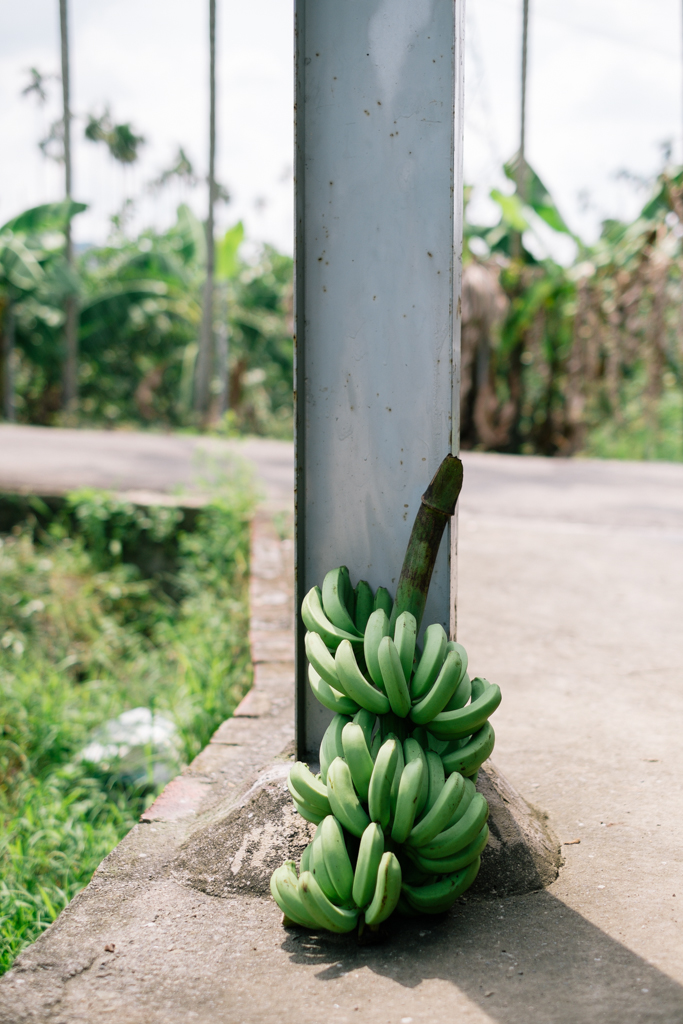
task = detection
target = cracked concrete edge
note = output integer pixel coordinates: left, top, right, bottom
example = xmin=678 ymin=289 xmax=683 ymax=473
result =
xmin=0 ymin=509 xmax=297 ymax=1008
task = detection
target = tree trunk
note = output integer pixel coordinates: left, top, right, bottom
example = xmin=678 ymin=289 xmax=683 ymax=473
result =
xmin=60 ymin=0 xmax=78 ymax=410
xmin=2 ymin=304 xmax=16 ymax=422
xmin=194 ymin=0 xmax=216 ymax=419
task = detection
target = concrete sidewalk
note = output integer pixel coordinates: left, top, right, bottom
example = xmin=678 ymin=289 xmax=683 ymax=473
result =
xmin=0 ymin=433 xmax=682 ymax=1023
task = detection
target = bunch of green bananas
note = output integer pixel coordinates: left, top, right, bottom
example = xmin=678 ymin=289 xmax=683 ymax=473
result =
xmin=271 ymin=565 xmax=501 ymax=931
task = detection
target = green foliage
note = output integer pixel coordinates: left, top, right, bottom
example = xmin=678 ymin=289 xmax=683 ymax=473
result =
xmin=463 ymin=161 xmax=683 ymax=459
xmin=0 ymin=478 xmax=254 ymax=972
xmin=3 ymin=203 xmax=293 ymax=435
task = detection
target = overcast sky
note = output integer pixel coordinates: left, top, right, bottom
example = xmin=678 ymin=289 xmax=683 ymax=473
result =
xmin=1 ymin=0 xmax=681 ymax=255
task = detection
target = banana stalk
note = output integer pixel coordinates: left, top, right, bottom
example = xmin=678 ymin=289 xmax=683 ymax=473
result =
xmin=390 ymin=454 xmax=463 ymax=633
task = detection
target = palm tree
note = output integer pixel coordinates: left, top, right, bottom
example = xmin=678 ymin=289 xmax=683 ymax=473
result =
xmin=194 ymin=0 xmax=217 ymax=418
xmin=59 ymin=0 xmax=78 ymax=410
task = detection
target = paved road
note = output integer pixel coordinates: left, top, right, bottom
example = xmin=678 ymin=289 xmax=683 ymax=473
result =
xmin=2 ymin=425 xmax=682 ymax=530
xmin=0 ymin=425 xmax=293 ymax=509
xmin=1 ymin=427 xmax=682 ymax=1022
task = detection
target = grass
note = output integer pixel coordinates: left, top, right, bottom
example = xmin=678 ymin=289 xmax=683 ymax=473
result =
xmin=0 ymin=474 xmax=255 ymax=973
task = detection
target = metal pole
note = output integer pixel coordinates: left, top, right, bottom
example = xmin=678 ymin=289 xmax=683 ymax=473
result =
xmin=59 ymin=0 xmax=78 ymax=410
xmin=194 ymin=0 xmax=217 ymax=418
xmin=295 ymin=0 xmax=461 ymax=758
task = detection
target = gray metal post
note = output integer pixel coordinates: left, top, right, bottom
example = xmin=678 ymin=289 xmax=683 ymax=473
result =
xmin=295 ymin=0 xmax=464 ymax=759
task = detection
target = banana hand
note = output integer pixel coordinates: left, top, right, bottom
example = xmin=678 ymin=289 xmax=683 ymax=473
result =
xmin=298 ymin=871 xmax=359 ymax=933
xmin=412 ymin=823 xmax=489 ymax=875
xmin=407 ymin=770 xmax=466 ymax=848
xmin=419 ymin=792 xmax=489 ymax=859
xmin=441 ymin=722 xmax=495 ymax=777
xmin=402 ymin=856 xmax=481 ymax=914
xmin=302 ymin=586 xmax=363 ymax=651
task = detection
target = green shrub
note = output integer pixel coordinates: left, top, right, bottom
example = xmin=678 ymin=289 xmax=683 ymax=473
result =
xmin=0 ymin=479 xmax=254 ymax=972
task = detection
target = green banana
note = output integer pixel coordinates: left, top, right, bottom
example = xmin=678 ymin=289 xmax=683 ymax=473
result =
xmin=352 ymin=822 xmax=385 ymax=908
xmin=364 ymin=608 xmax=391 ymax=690
xmin=342 ymin=721 xmax=375 ymax=803
xmin=364 ymin=851 xmax=402 ymax=927
xmin=389 ymin=733 xmax=405 ymax=817
xmin=371 ymin=730 xmax=382 ymax=759
xmin=335 ymin=640 xmax=390 ymax=715
xmin=374 ymin=586 xmax=393 ymax=618
xmin=288 ymin=761 xmax=332 ymax=816
xmin=322 ymin=567 xmax=363 ymax=637
xmin=270 ymin=863 xmax=319 ymax=928
xmin=446 ymin=640 xmax=468 ymax=676
xmin=305 ymin=631 xmax=344 ymax=690
xmin=391 ymin=758 xmax=424 ymax=843
xmin=308 ymin=665 xmax=360 ymax=716
xmin=443 ymin=671 xmax=471 ymax=711
xmin=444 ymin=775 xmax=476 ymax=827
xmin=353 ymin=707 xmax=377 ymax=749
xmin=354 ymin=580 xmax=374 ymax=634
xmin=402 ymin=856 xmax=481 ymax=914
xmin=321 ymin=814 xmax=354 ymax=903
xmin=427 ymin=678 xmax=501 ymax=740
xmin=423 ymin=749 xmax=445 ymax=813
xmin=300 ymin=842 xmax=313 ymax=874
xmin=410 ymin=622 xmax=448 ymax=699
xmin=311 ymin=833 xmax=340 ymax=902
xmin=426 ymin=732 xmax=451 ymax=754
xmin=407 ymin=770 xmax=465 ymax=848
xmin=410 ymin=648 xmax=463 ymax=725
xmin=292 ymin=796 xmax=326 ymax=825
xmin=298 ymin=871 xmax=359 ymax=933
xmin=419 ymin=792 xmax=489 ymax=858
xmin=367 ymin=737 xmax=398 ymax=829
xmin=302 ymin=586 xmax=363 ymax=651
xmin=326 ymin=756 xmax=371 ymax=837
xmin=378 ymin=635 xmax=412 ymax=718
xmin=403 ymin=738 xmax=429 ymax=815
xmin=441 ymin=722 xmax=495 ymax=776
xmin=319 ymin=713 xmax=351 ymax=784
xmin=413 ymin=823 xmax=489 ymax=875
xmin=410 ymin=726 xmax=429 ymax=749
xmin=340 ymin=566 xmax=355 ymax=618
xmin=393 ymin=610 xmax=417 ymax=683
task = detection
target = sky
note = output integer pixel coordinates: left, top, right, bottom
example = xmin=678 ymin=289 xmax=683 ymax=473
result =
xmin=0 ymin=0 xmax=682 ymax=256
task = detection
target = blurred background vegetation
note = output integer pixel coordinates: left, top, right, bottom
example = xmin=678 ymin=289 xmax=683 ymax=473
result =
xmin=461 ymin=158 xmax=683 ymax=461
xmin=3 ymin=160 xmax=683 ymax=460
xmin=0 ymin=199 xmax=293 ymax=438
